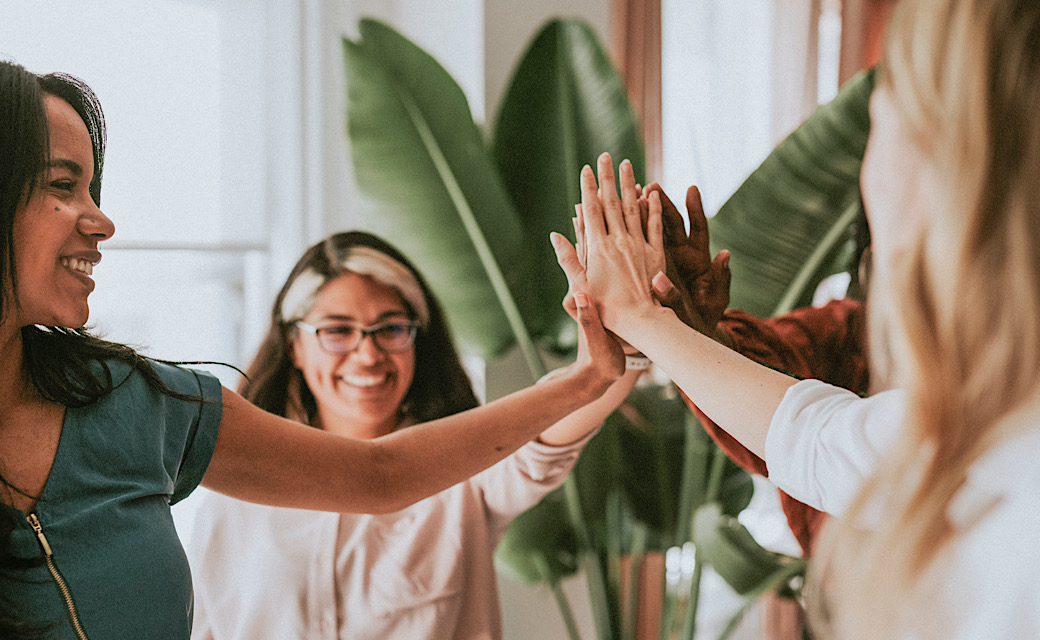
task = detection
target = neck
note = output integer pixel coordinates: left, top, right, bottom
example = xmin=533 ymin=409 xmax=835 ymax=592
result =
xmin=313 ymin=408 xmax=399 ymax=440
xmin=0 ymin=322 xmax=34 ymax=413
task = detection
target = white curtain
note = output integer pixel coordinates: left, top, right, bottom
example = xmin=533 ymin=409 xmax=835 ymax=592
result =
xmin=660 ymin=0 xmax=841 ymax=218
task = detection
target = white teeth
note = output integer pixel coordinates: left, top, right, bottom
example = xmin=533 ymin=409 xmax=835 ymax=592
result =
xmin=61 ymin=257 xmax=94 ymax=276
xmin=343 ymin=373 xmax=388 ymax=388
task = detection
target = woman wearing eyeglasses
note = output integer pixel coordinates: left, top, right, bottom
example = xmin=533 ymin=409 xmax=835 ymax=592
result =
xmin=186 ymin=230 xmax=643 ymax=640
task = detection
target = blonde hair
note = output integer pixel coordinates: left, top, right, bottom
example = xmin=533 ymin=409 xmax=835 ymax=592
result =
xmin=810 ymin=0 xmax=1040 ymax=636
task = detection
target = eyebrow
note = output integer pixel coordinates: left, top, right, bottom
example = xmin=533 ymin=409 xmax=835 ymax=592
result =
xmin=49 ymin=158 xmax=84 ymax=176
xmin=319 ymin=311 xmax=410 ymax=324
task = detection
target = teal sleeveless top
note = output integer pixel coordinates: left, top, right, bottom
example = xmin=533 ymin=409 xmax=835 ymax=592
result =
xmin=1 ymin=360 xmax=222 ymax=639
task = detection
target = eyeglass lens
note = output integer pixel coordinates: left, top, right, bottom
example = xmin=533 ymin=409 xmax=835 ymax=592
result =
xmin=318 ymin=323 xmax=416 ymax=353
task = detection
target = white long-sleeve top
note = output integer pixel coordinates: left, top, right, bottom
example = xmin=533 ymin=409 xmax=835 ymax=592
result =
xmin=764 ymin=379 xmax=1040 ymax=638
xmin=186 ymin=432 xmax=595 ymax=640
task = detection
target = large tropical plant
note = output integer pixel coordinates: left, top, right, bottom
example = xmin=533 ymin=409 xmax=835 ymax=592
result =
xmin=343 ymin=17 xmax=643 ymax=369
xmin=342 ymin=14 xmax=874 ymax=640
xmin=342 ymin=17 xmax=755 ymax=640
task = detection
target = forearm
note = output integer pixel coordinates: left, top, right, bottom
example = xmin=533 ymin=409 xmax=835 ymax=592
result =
xmin=616 ymin=305 xmax=797 ymax=459
xmin=537 ymin=364 xmax=643 ymax=446
xmin=203 ymin=367 xmax=614 ymax=514
xmin=375 ymin=367 xmax=615 ymax=506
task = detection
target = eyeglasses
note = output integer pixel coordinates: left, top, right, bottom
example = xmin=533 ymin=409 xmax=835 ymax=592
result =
xmin=294 ymin=320 xmax=419 ymax=354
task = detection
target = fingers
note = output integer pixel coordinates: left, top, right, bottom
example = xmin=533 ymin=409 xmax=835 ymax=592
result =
xmin=618 ymin=159 xmax=642 ymax=237
xmin=573 ymin=290 xmax=625 ymax=378
xmin=712 ymin=249 xmax=732 ymax=301
xmin=582 ymin=153 xmax=647 ymax=240
xmin=713 ymin=249 xmax=731 ymax=276
xmin=595 ymin=153 xmax=626 ymax=235
xmin=573 ymin=291 xmax=598 ymax=327
xmin=646 ymin=191 xmax=664 ymax=262
xmin=551 ymin=231 xmax=586 ymax=290
xmin=644 ymin=183 xmax=688 ymax=248
xmin=686 ymin=185 xmax=709 ymax=252
xmin=580 ymin=165 xmax=608 ymax=238
xmin=573 ymin=205 xmax=586 ymax=269
xmin=651 ymin=271 xmax=680 ymax=307
xmin=575 ymin=203 xmax=587 ymax=267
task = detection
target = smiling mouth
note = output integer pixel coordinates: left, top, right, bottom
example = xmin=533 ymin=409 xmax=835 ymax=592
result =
xmin=343 ymin=373 xmax=391 ymax=388
xmin=61 ymin=257 xmax=96 ymax=276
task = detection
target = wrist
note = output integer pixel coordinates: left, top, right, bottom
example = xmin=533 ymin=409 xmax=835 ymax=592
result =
xmin=712 ymin=325 xmax=735 ymax=350
xmin=566 ymin=358 xmax=620 ymax=402
xmin=625 ymin=353 xmax=651 ymax=371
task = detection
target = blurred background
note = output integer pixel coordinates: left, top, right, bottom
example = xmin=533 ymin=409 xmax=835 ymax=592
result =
xmin=0 ymin=1 xmax=889 ymax=637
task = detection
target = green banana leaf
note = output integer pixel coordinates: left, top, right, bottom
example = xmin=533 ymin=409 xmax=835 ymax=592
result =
xmin=692 ymin=503 xmax=806 ymax=598
xmin=493 ymin=18 xmax=646 ymax=354
xmin=709 ymin=68 xmax=875 ymax=318
xmin=342 ymin=19 xmax=545 ymax=360
xmin=495 ymin=489 xmax=582 ymax=584
xmin=607 ymin=386 xmax=753 ymax=537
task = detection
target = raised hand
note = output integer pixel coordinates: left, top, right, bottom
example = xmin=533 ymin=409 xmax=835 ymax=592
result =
xmin=551 ymin=153 xmax=664 ymax=344
xmin=642 ymin=183 xmax=731 ymax=343
xmin=571 ymin=291 xmax=625 ymax=380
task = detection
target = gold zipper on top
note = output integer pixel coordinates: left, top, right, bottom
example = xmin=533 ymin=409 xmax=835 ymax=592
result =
xmin=26 ymin=513 xmax=91 ymax=640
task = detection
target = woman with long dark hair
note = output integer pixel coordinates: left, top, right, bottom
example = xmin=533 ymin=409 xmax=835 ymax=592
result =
xmin=0 ymin=59 xmax=623 ymax=639
xmin=187 ymin=231 xmax=643 ymax=639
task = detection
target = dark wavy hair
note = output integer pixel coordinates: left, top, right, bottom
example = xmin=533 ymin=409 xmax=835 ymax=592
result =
xmin=0 ymin=60 xmax=201 ymax=638
xmin=240 ymin=231 xmax=479 ymax=426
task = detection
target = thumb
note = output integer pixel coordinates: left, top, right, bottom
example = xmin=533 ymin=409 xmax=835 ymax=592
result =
xmin=551 ymin=232 xmax=585 ymax=285
xmin=651 ymin=271 xmax=680 ymax=306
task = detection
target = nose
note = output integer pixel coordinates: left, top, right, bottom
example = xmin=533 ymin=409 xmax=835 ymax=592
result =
xmin=79 ymin=201 xmax=116 ymax=241
xmin=350 ymin=332 xmax=384 ymax=364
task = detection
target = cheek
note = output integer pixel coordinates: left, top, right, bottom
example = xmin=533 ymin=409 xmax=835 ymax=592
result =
xmin=291 ymin=341 xmax=335 ymax=384
xmin=861 ymin=139 xmax=916 ymax=268
xmin=395 ymin=352 xmax=417 ymax=396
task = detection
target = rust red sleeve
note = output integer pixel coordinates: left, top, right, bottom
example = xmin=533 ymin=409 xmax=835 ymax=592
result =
xmin=683 ymin=298 xmax=869 ymax=554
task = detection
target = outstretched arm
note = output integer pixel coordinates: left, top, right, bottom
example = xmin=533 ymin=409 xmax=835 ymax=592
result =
xmin=537 ymin=293 xmax=645 ymax=446
xmin=552 ymin=153 xmax=796 ymax=458
xmin=201 ymin=295 xmax=623 ymax=514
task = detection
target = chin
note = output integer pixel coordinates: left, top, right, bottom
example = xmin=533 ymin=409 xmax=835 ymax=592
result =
xmin=46 ymin=309 xmax=90 ymax=329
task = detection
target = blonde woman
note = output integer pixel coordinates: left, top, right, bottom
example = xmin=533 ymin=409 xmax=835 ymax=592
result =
xmin=554 ymin=0 xmax=1040 ymax=636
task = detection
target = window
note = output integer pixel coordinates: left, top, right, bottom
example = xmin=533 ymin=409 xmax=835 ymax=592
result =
xmin=661 ymin=0 xmax=843 ymax=217
xmin=1 ymin=0 xmax=295 ymax=386
xmin=1 ymin=0 xmax=316 ymax=537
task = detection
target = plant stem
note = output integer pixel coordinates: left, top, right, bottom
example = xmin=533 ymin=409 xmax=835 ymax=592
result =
xmin=622 ymin=525 xmax=648 ymax=640
xmin=681 ymin=445 xmax=731 ymax=639
xmin=584 ymin=551 xmax=617 ymax=640
xmin=704 ymin=446 xmax=729 ymax=504
xmin=676 ymin=413 xmax=711 ymax=543
xmin=680 ymin=553 xmax=705 ymax=639
xmin=715 ymin=561 xmax=808 ymax=640
xmin=534 ymin=552 xmax=586 ymax=640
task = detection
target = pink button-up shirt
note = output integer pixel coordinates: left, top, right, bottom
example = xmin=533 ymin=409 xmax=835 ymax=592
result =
xmin=186 ymin=433 xmax=595 ymax=640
